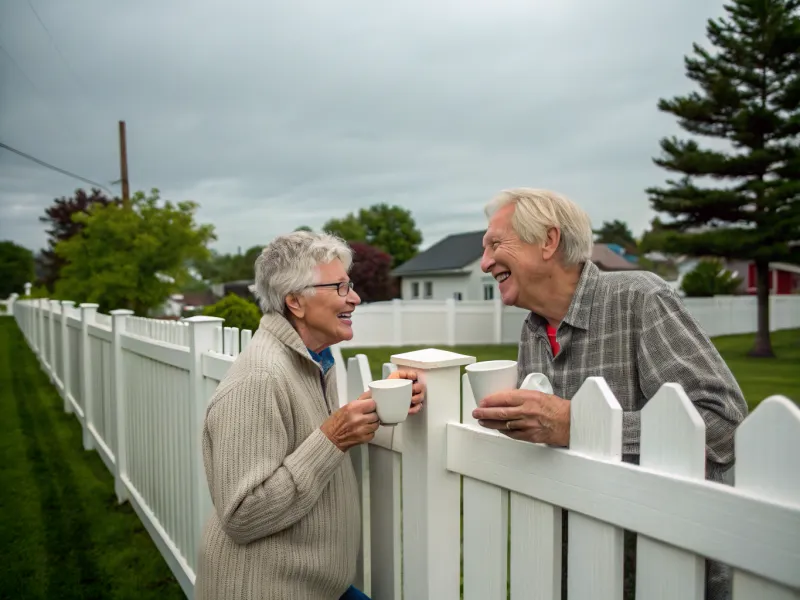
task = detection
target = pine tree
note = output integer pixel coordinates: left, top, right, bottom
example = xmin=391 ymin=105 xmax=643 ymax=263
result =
xmin=646 ymin=0 xmax=800 ymax=357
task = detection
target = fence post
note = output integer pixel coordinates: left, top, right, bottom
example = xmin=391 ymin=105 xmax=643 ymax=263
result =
xmin=38 ymin=298 xmax=47 ymax=369
xmin=80 ymin=303 xmax=99 ymax=451
xmin=111 ymin=308 xmax=134 ymax=503
xmin=391 ymin=347 xmax=475 ymax=599
xmin=61 ymin=300 xmax=75 ymax=413
xmin=445 ymin=298 xmax=456 ymax=346
xmin=186 ymin=316 xmax=224 ymax=553
xmin=48 ymin=299 xmax=58 ymax=383
xmin=493 ymin=297 xmax=503 ymax=344
xmin=392 ymin=299 xmax=403 ymax=346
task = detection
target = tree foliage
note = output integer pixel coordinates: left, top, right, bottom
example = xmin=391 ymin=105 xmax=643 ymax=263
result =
xmin=593 ymin=219 xmax=638 ymax=253
xmin=323 ymin=203 xmax=422 ymax=268
xmin=38 ymin=188 xmax=119 ymax=290
xmin=681 ymin=258 xmax=743 ymax=296
xmin=645 ymin=0 xmax=800 ymax=356
xmin=53 ymin=189 xmax=215 ymax=315
xmin=0 ymin=241 xmax=35 ymax=298
xmin=348 ymin=242 xmax=396 ymax=303
xmin=202 ymin=293 xmax=262 ymax=332
xmin=194 ymin=245 xmax=262 ymax=283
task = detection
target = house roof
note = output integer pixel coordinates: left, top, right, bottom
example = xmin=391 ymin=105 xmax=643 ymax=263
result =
xmin=391 ymin=230 xmax=639 ymax=276
xmin=391 ymin=230 xmax=486 ymax=276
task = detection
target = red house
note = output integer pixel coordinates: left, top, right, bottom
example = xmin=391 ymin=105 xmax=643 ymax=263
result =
xmin=745 ymin=262 xmax=800 ymax=295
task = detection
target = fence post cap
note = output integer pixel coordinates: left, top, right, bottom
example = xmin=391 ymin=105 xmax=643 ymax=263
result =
xmin=61 ymin=300 xmax=76 ymax=306
xmin=391 ymin=347 xmax=475 ymax=369
xmin=109 ymin=309 xmax=135 ymax=316
xmin=184 ymin=316 xmax=225 ymax=324
xmin=79 ymin=303 xmax=100 ymax=309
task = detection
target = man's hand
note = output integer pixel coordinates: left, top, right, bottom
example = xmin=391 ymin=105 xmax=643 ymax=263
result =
xmin=472 ymin=389 xmax=570 ymax=446
xmin=387 ymin=369 xmax=425 ymax=414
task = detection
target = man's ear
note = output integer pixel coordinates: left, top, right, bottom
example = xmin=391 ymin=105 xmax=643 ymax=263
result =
xmin=285 ymin=294 xmax=305 ymax=319
xmin=541 ymin=226 xmax=561 ymax=261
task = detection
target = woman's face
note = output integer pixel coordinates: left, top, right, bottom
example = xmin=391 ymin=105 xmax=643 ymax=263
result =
xmin=290 ymin=259 xmax=361 ymax=352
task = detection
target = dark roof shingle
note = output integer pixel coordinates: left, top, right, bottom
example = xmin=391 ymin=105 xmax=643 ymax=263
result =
xmin=391 ymin=230 xmax=485 ymax=276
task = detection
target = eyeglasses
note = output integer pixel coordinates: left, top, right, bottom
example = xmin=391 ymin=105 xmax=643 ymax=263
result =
xmin=312 ymin=281 xmax=355 ymax=296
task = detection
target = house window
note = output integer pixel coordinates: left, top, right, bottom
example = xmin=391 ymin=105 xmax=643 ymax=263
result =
xmin=483 ymin=284 xmax=494 ymax=301
xmin=453 ymin=292 xmax=462 ymax=301
xmin=411 ymin=282 xmax=419 ymax=299
xmin=424 ymin=281 xmax=433 ymax=299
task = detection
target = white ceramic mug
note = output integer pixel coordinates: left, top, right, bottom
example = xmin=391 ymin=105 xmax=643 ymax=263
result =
xmin=465 ymin=360 xmax=518 ymax=407
xmin=368 ymin=378 xmax=413 ymax=425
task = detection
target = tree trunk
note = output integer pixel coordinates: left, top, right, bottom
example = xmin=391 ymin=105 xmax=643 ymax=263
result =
xmin=748 ymin=259 xmax=775 ymax=358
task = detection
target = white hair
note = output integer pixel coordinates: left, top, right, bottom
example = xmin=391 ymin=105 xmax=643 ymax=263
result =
xmin=484 ymin=188 xmax=594 ymax=266
xmin=253 ymin=230 xmax=353 ymax=314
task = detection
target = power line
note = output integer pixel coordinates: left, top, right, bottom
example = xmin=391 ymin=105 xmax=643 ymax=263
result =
xmin=0 ymin=141 xmax=114 ymax=194
xmin=24 ymin=0 xmax=89 ymax=91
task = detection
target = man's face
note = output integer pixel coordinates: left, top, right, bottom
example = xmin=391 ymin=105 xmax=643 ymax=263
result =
xmin=294 ymin=259 xmax=361 ymax=350
xmin=480 ymin=203 xmax=548 ymax=308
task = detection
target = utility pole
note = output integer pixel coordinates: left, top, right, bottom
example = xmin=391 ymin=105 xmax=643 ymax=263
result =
xmin=118 ymin=120 xmax=130 ymax=207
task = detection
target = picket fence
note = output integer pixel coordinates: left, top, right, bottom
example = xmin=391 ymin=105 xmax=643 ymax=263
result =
xmin=11 ymin=297 xmax=800 ymax=600
xmin=339 ymin=295 xmax=800 ymax=347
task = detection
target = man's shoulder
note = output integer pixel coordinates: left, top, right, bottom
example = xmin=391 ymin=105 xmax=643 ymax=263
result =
xmin=595 ymin=269 xmax=677 ymax=304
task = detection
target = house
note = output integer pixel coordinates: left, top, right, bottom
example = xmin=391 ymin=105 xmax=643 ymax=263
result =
xmin=390 ymin=230 xmax=639 ymax=302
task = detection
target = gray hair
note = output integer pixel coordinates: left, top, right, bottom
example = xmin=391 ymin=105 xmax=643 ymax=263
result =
xmin=253 ymin=230 xmax=353 ymax=314
xmin=484 ymin=188 xmax=594 ymax=266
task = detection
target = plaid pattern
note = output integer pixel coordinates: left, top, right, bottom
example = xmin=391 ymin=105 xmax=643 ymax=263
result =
xmin=516 ymin=260 xmax=747 ymax=600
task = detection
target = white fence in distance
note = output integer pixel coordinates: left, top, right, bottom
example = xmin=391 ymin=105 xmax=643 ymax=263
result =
xmin=11 ymin=297 xmax=800 ymax=600
xmin=338 ymin=294 xmax=800 ymax=347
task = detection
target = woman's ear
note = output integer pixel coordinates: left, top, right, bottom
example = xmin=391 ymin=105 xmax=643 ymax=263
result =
xmin=285 ymin=294 xmax=305 ymax=319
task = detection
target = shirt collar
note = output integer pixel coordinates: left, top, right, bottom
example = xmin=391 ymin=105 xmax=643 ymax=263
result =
xmin=560 ymin=260 xmax=600 ymax=330
xmin=525 ymin=260 xmax=600 ymax=333
xmin=307 ymin=346 xmax=336 ymax=374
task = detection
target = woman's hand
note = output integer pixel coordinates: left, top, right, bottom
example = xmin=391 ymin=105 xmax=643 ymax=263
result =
xmin=321 ymin=395 xmax=379 ymax=452
xmin=387 ymin=369 xmax=425 ymax=414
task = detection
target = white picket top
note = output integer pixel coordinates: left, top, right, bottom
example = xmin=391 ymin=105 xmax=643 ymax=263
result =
xmin=9 ymin=297 xmax=800 ymax=600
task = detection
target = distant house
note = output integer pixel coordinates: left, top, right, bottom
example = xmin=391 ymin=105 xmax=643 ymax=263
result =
xmin=390 ymin=230 xmax=639 ymax=302
xmin=674 ymin=258 xmax=800 ymax=295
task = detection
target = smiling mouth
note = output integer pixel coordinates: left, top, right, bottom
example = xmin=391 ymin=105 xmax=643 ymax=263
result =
xmin=337 ymin=312 xmax=352 ymax=321
xmin=495 ymin=271 xmax=510 ymax=283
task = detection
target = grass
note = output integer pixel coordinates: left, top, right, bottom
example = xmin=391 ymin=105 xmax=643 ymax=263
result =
xmin=0 ymin=318 xmax=185 ymax=600
xmin=341 ymin=328 xmax=800 ymax=409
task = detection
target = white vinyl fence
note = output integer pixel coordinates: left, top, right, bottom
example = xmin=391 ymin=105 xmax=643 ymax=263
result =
xmin=339 ymin=295 xmax=800 ymax=347
xmin=11 ymin=297 xmax=800 ymax=600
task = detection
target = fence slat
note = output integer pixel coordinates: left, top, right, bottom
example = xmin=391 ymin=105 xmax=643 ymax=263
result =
xmin=463 ymin=479 xmax=508 ymax=599
xmin=637 ymin=383 xmax=706 ymax=600
xmin=510 ymin=493 xmax=562 ymax=600
xmin=732 ymin=396 xmax=800 ymax=600
xmin=568 ymin=377 xmax=624 ymax=600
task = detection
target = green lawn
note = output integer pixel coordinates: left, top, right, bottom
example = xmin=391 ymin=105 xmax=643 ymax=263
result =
xmin=342 ymin=328 xmax=800 ymax=409
xmin=0 ymin=319 xmax=185 ymax=600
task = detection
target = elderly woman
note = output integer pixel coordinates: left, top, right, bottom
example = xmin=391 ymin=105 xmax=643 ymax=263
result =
xmin=195 ymin=231 xmax=423 ymax=600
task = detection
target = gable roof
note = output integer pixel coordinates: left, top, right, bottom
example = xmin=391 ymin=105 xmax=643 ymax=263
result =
xmin=391 ymin=230 xmax=486 ymax=276
xmin=391 ymin=230 xmax=640 ymax=277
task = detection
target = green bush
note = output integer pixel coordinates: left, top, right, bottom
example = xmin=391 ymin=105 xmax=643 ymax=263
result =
xmin=202 ymin=293 xmax=262 ymax=332
xmin=681 ymin=258 xmax=742 ymax=297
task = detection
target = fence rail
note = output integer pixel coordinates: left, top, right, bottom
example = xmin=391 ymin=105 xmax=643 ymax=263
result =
xmin=10 ymin=297 xmax=800 ymax=600
xmin=339 ymin=295 xmax=800 ymax=347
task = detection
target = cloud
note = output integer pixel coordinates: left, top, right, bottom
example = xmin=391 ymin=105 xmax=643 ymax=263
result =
xmin=0 ymin=0 xmax=728 ymax=256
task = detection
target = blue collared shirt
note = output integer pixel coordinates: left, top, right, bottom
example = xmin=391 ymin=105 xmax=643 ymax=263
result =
xmin=307 ymin=346 xmax=335 ymax=375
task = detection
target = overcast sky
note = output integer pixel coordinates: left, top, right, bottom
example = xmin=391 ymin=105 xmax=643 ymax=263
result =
xmin=0 ymin=0 xmax=727 ymax=256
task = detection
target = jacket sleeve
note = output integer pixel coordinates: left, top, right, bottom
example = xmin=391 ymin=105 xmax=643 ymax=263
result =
xmin=629 ymin=287 xmax=748 ymax=478
xmin=202 ymin=368 xmax=345 ymax=544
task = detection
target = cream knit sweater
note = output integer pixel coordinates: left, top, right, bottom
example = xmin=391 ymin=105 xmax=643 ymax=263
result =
xmin=195 ymin=312 xmax=361 ymax=600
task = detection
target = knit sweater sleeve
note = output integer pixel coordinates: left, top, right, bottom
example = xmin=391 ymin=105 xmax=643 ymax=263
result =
xmin=202 ymin=368 xmax=346 ymax=545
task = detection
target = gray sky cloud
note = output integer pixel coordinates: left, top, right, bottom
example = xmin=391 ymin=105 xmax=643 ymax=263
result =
xmin=1 ymin=0 xmax=727 ymax=257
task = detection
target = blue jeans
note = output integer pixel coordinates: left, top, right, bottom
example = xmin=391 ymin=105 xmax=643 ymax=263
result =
xmin=339 ymin=585 xmax=371 ymax=600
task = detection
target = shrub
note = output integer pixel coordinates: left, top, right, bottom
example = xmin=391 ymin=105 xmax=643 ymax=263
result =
xmin=202 ymin=294 xmax=262 ymax=332
xmin=681 ymin=258 xmax=742 ymax=297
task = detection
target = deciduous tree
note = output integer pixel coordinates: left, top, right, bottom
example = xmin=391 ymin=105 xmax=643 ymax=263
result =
xmin=0 ymin=241 xmax=35 ymax=298
xmin=348 ymin=242 xmax=396 ymax=303
xmin=54 ymin=189 xmax=215 ymax=315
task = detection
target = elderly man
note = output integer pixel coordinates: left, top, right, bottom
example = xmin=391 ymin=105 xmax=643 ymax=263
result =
xmin=472 ymin=188 xmax=747 ymax=600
